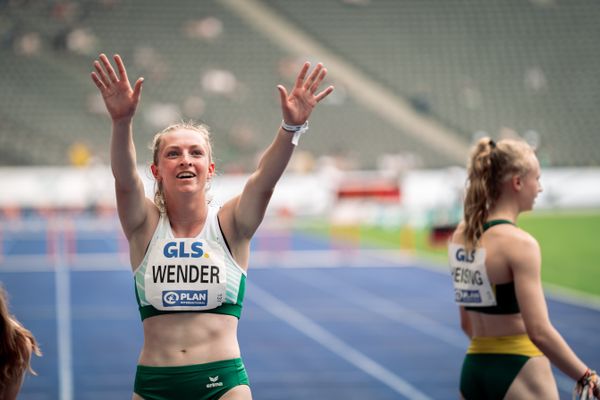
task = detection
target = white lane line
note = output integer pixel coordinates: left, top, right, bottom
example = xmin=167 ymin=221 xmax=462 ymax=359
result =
xmin=53 ymin=224 xmax=73 ymax=400
xmin=282 ymin=268 xmax=574 ymax=395
xmin=248 ymin=283 xmax=432 ymax=400
xmin=286 ymin=269 xmax=468 ymax=349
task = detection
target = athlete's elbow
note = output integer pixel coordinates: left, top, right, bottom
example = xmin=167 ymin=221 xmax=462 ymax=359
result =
xmin=526 ymin=322 xmax=553 ymax=348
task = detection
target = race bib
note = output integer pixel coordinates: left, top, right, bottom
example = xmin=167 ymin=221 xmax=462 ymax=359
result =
xmin=145 ymin=239 xmax=227 ymax=311
xmin=448 ymin=243 xmax=497 ymax=307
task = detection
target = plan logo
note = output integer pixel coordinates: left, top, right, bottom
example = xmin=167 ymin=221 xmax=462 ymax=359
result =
xmin=163 ymin=291 xmax=179 ymax=305
xmin=455 ymin=289 xmax=482 ymax=304
xmin=162 ymin=290 xmax=208 ymax=307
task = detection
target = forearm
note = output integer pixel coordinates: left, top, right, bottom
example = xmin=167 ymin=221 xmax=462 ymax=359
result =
xmin=110 ymin=118 xmax=140 ymax=188
xmin=530 ymin=325 xmax=588 ymax=381
xmin=252 ymin=127 xmax=295 ymax=191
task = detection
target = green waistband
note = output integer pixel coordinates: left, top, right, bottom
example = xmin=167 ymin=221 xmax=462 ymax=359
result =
xmin=139 ymin=303 xmax=242 ymax=321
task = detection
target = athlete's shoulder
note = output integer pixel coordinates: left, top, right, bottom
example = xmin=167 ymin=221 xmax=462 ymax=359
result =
xmin=450 ymin=221 xmax=466 ymax=244
xmin=503 ymin=227 xmax=541 ymax=273
xmin=486 ymin=222 xmax=536 ymax=245
xmin=508 ymin=225 xmax=539 ymax=250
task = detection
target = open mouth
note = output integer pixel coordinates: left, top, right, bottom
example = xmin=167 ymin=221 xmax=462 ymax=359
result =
xmin=176 ymin=171 xmax=196 ymax=179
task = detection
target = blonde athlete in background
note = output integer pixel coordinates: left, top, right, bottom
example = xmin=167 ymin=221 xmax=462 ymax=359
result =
xmin=449 ymin=137 xmax=599 ymax=400
xmin=0 ymin=285 xmax=42 ymax=400
xmin=91 ymin=53 xmax=333 ymax=400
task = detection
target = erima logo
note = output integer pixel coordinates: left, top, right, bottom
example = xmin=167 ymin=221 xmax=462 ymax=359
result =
xmin=162 ymin=290 xmax=208 ymax=307
xmin=206 ymin=376 xmax=223 ymax=389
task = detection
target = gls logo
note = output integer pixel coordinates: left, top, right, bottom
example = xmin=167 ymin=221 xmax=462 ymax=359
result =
xmin=163 ymin=241 xmax=204 ymax=258
xmin=455 ymin=248 xmax=475 ymax=263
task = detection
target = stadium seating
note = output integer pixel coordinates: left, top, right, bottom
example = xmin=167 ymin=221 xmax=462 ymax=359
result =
xmin=1 ymin=0 xmax=599 ymax=168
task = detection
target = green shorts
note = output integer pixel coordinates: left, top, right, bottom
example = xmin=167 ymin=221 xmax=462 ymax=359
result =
xmin=134 ymin=358 xmax=249 ymax=400
xmin=460 ymin=335 xmax=542 ymax=400
xmin=460 ymin=354 xmax=530 ymax=400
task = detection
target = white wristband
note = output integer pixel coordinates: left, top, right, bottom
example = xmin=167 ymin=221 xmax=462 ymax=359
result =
xmin=281 ymin=120 xmax=309 ymax=146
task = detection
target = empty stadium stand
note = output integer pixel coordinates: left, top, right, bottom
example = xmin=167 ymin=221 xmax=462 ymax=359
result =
xmin=1 ymin=0 xmax=599 ymax=168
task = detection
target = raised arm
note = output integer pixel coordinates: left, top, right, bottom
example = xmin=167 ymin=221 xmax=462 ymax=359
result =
xmin=90 ymin=54 xmax=152 ymax=240
xmin=512 ymin=233 xmax=596 ymax=390
xmin=222 ymin=62 xmax=334 ymax=241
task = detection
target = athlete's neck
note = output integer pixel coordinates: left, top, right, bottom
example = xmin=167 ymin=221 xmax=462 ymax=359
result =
xmin=488 ymin=200 xmax=520 ymax=225
xmin=166 ymin=202 xmax=209 ymax=238
xmin=486 ymin=213 xmax=517 ymax=225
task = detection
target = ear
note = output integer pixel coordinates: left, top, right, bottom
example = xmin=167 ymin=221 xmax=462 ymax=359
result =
xmin=207 ymin=162 xmax=215 ymax=178
xmin=511 ymin=174 xmax=523 ymax=192
xmin=151 ymin=164 xmax=160 ymax=180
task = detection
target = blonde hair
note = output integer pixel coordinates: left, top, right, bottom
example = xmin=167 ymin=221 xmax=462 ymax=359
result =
xmin=150 ymin=122 xmax=213 ymax=212
xmin=0 ymin=286 xmax=41 ymax=392
xmin=463 ymin=137 xmax=535 ymax=250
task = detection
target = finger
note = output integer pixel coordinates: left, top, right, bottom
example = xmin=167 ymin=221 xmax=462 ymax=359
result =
xmin=314 ymin=85 xmax=334 ymax=102
xmin=581 ymin=385 xmax=591 ymax=400
xmin=303 ymin=63 xmax=323 ymax=90
xmin=99 ymin=53 xmax=119 ymax=83
xmin=277 ymin=84 xmax=288 ymax=105
xmin=294 ymin=62 xmax=310 ymax=89
xmin=114 ymin=54 xmax=129 ymax=84
xmin=93 ymin=60 xmax=111 ymax=87
xmin=309 ymin=68 xmax=328 ymax=93
xmin=90 ymin=72 xmax=106 ymax=91
xmin=132 ymin=77 xmax=144 ymax=102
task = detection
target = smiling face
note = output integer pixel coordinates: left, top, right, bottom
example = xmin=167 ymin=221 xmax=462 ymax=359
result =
xmin=151 ymin=126 xmax=215 ymax=206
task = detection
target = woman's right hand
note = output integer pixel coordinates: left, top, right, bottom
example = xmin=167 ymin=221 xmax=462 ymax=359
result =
xmin=90 ymin=53 xmax=143 ymax=123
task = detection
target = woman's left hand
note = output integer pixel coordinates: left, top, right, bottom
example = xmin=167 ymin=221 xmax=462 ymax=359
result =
xmin=277 ymin=62 xmax=334 ymax=125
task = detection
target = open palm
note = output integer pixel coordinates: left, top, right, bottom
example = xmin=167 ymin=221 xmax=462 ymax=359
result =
xmin=278 ymin=62 xmax=334 ymax=126
xmin=91 ymin=54 xmax=143 ymax=122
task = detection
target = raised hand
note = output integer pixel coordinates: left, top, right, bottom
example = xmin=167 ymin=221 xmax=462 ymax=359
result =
xmin=277 ymin=62 xmax=334 ymax=126
xmin=90 ymin=54 xmax=143 ymax=122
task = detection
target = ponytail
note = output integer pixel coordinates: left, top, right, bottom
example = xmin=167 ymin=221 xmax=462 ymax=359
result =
xmin=463 ymin=138 xmax=497 ymax=250
xmin=462 ymin=137 xmax=534 ymax=249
